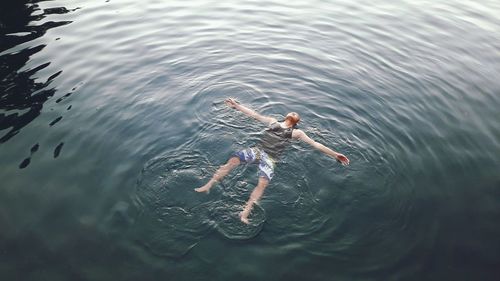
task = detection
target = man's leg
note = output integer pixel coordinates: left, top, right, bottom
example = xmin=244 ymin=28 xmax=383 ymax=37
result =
xmin=195 ymin=156 xmax=241 ymax=193
xmin=240 ymin=176 xmax=269 ymax=224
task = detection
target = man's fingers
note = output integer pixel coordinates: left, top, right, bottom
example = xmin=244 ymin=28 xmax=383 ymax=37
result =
xmin=337 ymin=155 xmax=349 ymax=165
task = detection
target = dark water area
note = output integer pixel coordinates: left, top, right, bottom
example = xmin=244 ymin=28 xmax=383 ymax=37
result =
xmin=1 ymin=0 xmax=500 ymax=280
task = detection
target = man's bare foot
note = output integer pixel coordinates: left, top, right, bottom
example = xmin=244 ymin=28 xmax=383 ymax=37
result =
xmin=194 ymin=184 xmax=211 ymax=193
xmin=239 ymin=212 xmax=250 ymax=224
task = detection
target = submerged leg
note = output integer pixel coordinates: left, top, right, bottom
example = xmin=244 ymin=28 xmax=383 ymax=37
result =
xmin=240 ymin=176 xmax=269 ymax=224
xmin=195 ymin=156 xmax=241 ymax=193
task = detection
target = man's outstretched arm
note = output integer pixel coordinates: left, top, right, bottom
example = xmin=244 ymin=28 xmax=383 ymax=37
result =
xmin=225 ymin=98 xmax=277 ymax=125
xmin=292 ymin=129 xmax=350 ymax=165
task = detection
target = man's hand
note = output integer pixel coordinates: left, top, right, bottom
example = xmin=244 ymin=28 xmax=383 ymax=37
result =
xmin=335 ymin=153 xmax=350 ymax=166
xmin=224 ymin=98 xmax=239 ymax=109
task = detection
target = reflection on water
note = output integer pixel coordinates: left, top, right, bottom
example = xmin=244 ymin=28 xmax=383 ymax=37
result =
xmin=1 ymin=0 xmax=500 ymax=280
xmin=1 ymin=0 xmax=75 ymax=170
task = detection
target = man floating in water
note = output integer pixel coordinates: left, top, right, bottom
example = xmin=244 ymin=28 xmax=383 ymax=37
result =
xmin=195 ymin=98 xmax=350 ymax=224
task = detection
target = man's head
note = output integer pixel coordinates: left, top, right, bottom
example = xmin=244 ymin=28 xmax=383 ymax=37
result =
xmin=285 ymin=112 xmax=300 ymax=125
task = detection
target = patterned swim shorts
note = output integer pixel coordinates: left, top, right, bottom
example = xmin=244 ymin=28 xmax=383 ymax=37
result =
xmin=232 ymin=147 xmax=276 ymax=181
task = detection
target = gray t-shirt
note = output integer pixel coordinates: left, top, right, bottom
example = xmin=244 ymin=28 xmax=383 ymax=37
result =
xmin=259 ymin=121 xmax=295 ymax=159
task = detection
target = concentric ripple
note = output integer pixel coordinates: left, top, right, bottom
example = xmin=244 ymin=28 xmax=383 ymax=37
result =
xmin=1 ymin=0 xmax=500 ymax=280
xmin=132 ymin=151 xmax=213 ymax=257
xmin=132 ymin=149 xmax=269 ymax=256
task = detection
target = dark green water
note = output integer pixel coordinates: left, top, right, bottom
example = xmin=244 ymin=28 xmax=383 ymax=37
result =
xmin=1 ymin=0 xmax=499 ymax=280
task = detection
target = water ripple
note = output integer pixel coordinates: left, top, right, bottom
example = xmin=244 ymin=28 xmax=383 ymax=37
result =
xmin=2 ymin=0 xmax=500 ymax=280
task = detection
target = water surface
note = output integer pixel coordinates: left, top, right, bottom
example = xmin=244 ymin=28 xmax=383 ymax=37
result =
xmin=1 ymin=0 xmax=499 ymax=280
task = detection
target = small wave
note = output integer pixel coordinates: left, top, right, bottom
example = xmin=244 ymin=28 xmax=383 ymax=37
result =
xmin=210 ymin=199 xmax=266 ymax=240
xmin=131 ymin=148 xmax=269 ymax=256
xmin=131 ymin=151 xmax=213 ymax=257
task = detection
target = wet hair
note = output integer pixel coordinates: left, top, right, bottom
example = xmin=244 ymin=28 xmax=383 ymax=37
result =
xmin=286 ymin=112 xmax=300 ymax=125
